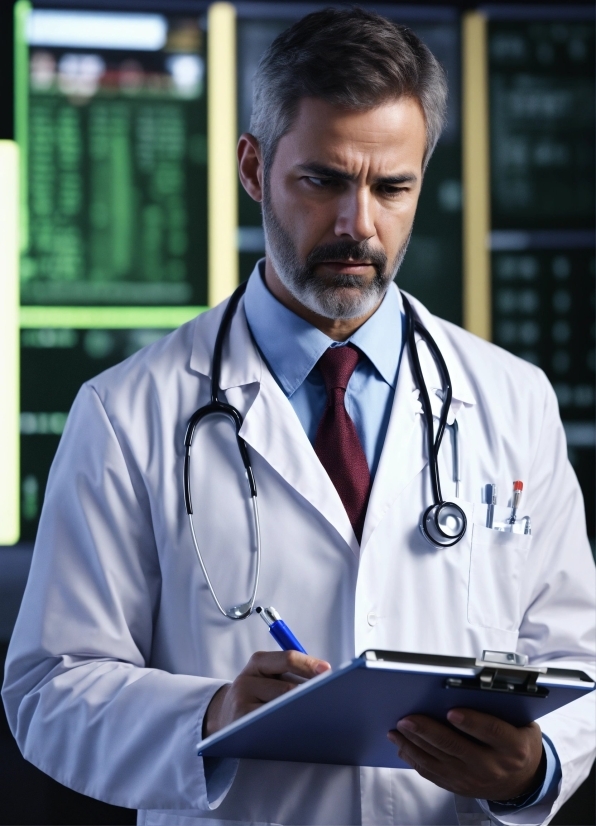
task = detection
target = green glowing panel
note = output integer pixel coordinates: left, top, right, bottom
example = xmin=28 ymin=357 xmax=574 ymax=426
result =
xmin=20 ymin=305 xmax=207 ymax=328
xmin=20 ymin=326 xmax=174 ymax=539
xmin=19 ymin=10 xmax=208 ymax=306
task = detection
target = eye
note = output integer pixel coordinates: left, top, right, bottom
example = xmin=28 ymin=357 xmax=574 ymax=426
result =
xmin=305 ymin=176 xmax=339 ymax=189
xmin=378 ymin=184 xmax=408 ymax=198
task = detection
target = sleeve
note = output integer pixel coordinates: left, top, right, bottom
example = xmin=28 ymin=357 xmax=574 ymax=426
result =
xmin=478 ymin=372 xmax=596 ymax=826
xmin=1 ymin=383 xmax=236 ymax=811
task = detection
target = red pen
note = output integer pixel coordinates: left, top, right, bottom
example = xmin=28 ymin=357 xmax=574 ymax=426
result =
xmin=509 ymin=481 xmax=523 ymax=524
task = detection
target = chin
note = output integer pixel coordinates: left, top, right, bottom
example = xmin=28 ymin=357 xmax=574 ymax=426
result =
xmin=307 ymin=288 xmax=380 ymax=321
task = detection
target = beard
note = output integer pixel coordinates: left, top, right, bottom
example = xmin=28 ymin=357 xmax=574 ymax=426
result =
xmin=261 ymin=182 xmax=411 ymax=320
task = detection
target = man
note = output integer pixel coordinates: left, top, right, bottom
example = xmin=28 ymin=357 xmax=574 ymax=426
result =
xmin=3 ymin=8 xmax=595 ymax=826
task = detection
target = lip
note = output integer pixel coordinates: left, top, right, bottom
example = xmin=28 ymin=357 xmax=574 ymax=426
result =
xmin=325 ymin=259 xmax=371 ymax=265
xmin=318 ymin=260 xmax=373 ymax=272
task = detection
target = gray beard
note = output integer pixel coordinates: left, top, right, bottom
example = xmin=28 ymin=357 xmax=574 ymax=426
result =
xmin=261 ymin=183 xmax=411 ymax=320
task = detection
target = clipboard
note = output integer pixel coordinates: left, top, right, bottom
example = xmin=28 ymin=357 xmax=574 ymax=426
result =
xmin=197 ymin=650 xmax=595 ymax=769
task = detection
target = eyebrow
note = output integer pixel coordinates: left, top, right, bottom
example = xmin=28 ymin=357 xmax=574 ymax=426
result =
xmin=296 ymin=162 xmax=418 ymax=186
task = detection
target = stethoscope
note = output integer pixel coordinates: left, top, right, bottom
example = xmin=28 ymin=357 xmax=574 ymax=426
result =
xmin=183 ymin=281 xmax=467 ymax=621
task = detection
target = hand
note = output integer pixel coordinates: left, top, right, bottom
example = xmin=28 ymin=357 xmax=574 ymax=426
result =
xmin=388 ymin=709 xmax=544 ymax=802
xmin=203 ymin=650 xmax=331 ymax=737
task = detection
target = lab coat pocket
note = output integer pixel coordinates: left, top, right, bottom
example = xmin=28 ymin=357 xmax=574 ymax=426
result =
xmin=467 ymin=524 xmax=532 ymax=632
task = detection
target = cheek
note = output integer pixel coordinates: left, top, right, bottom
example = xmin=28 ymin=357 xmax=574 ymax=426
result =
xmin=376 ymin=205 xmax=416 ymax=249
xmin=277 ymin=191 xmax=338 ymax=249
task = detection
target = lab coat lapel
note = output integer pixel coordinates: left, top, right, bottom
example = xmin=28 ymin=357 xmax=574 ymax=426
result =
xmin=360 ymin=338 xmax=426 ymax=549
xmin=190 ymin=296 xmax=359 ymax=555
xmin=239 ymin=370 xmax=359 ymax=554
xmin=360 ymin=292 xmax=476 ymax=549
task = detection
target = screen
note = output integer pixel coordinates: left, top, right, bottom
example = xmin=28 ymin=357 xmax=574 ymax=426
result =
xmin=489 ymin=15 xmax=595 ymax=539
xmin=21 ymin=9 xmax=208 ymax=306
xmin=20 ymin=325 xmax=173 ymax=539
xmin=489 ymin=19 xmax=594 ymax=230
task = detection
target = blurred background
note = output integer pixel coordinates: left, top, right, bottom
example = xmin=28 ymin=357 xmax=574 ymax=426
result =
xmin=0 ymin=0 xmax=593 ymax=822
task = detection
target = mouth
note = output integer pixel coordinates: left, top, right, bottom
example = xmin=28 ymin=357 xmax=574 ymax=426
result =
xmin=317 ymin=260 xmax=373 ymax=274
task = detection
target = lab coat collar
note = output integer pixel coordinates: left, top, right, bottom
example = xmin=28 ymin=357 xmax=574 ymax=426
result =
xmin=189 ymin=293 xmax=262 ymax=390
xmin=189 ymin=285 xmax=476 ymax=409
xmin=401 ymin=290 xmax=477 ymax=418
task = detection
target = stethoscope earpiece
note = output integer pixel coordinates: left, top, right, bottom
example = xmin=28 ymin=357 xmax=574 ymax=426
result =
xmin=420 ymin=501 xmax=467 ymax=548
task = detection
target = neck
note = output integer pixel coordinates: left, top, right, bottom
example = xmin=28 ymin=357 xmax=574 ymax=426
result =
xmin=263 ymin=257 xmax=383 ymax=342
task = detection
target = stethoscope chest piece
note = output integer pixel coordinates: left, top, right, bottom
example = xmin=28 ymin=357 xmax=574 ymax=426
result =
xmin=420 ymin=501 xmax=467 ymax=548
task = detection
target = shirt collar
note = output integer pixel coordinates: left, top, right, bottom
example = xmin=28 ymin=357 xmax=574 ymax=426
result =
xmin=244 ymin=260 xmax=403 ymax=397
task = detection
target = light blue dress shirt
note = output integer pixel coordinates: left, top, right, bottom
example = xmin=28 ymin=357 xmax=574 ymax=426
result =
xmin=244 ymin=260 xmax=404 ymax=480
xmin=242 ymin=260 xmax=561 ymax=812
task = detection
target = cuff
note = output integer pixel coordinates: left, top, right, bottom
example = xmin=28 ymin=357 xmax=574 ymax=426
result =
xmin=195 ymin=680 xmax=239 ymax=811
xmin=480 ymin=735 xmax=561 ymax=823
xmin=203 ymin=756 xmax=240 ymax=809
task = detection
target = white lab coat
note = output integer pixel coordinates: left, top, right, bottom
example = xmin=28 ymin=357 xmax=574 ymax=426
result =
xmin=3 ymin=287 xmax=595 ymax=826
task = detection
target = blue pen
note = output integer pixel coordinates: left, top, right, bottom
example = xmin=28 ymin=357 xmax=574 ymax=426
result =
xmin=256 ymin=606 xmax=307 ymax=653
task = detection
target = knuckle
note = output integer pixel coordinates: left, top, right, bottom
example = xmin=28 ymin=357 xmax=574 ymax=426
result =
xmin=517 ymin=742 xmax=531 ymax=764
xmin=246 ymin=650 xmax=265 ymax=669
xmin=486 ymin=717 xmax=505 ymax=741
xmin=438 ymin=731 xmax=459 ymax=752
xmin=285 ymin=650 xmax=301 ymax=667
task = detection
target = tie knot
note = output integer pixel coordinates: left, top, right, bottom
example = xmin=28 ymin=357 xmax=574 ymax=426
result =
xmin=317 ymin=344 xmax=361 ymax=394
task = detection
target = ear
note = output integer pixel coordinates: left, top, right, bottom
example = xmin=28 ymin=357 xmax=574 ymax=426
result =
xmin=238 ymin=133 xmax=264 ymax=202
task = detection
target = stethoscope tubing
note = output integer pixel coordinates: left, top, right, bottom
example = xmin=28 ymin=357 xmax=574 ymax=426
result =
xmin=184 ymin=283 xmax=467 ymax=621
xmin=184 ymin=281 xmax=261 ymax=620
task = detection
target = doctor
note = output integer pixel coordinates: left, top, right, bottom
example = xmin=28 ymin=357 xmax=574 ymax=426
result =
xmin=3 ymin=7 xmax=595 ymax=826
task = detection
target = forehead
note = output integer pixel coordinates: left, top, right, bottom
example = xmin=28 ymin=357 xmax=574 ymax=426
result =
xmin=275 ymin=97 xmax=427 ymax=173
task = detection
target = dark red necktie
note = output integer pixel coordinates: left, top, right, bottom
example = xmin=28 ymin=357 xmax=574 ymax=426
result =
xmin=314 ymin=344 xmax=372 ymax=542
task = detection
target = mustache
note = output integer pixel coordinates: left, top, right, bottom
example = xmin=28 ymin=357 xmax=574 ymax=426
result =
xmin=305 ymin=240 xmax=388 ymax=273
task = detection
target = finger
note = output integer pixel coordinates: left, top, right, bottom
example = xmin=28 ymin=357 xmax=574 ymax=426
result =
xmin=390 ymin=723 xmax=468 ymax=764
xmin=233 ymin=675 xmax=295 ymax=706
xmin=243 ymin=650 xmax=331 ymax=680
xmin=388 ymin=730 xmax=443 ymax=776
xmin=396 ymin=715 xmax=479 ymax=759
xmin=446 ymin=708 xmax=539 ymax=751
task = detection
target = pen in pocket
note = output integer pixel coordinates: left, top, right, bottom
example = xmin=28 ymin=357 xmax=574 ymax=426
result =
xmin=509 ymin=481 xmax=523 ymax=525
xmin=486 ymin=483 xmax=497 ymax=529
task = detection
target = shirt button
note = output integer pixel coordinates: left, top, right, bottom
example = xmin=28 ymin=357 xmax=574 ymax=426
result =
xmin=367 ymin=612 xmax=377 ymax=626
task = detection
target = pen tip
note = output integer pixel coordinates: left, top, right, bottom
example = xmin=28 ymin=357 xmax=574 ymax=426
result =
xmin=513 ymin=480 xmax=523 ymax=491
xmin=255 ymin=606 xmax=262 ymax=613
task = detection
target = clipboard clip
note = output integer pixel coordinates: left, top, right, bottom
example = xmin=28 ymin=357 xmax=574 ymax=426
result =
xmin=445 ymin=650 xmax=549 ymax=697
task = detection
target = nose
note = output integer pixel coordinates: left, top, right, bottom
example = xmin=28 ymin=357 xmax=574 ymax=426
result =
xmin=334 ymin=187 xmax=375 ymax=243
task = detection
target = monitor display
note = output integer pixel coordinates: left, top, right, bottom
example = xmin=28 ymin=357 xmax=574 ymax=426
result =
xmin=489 ymin=14 xmax=595 ymax=539
xmin=20 ymin=325 xmax=174 ymax=539
xmin=19 ymin=9 xmax=208 ymax=306
xmin=489 ymin=18 xmax=595 ymax=231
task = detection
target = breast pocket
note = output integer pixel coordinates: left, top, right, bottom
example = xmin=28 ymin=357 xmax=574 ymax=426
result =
xmin=467 ymin=523 xmax=532 ymax=632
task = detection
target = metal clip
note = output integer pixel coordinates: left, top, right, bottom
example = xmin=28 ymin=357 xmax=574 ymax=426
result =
xmin=480 ymin=650 xmax=529 ymax=667
xmin=445 ymin=651 xmax=548 ymax=696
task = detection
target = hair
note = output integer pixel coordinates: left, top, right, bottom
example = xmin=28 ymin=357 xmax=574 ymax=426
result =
xmin=249 ymin=7 xmax=448 ymax=174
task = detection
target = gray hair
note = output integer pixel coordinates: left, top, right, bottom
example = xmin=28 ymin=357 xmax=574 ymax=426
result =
xmin=249 ymin=7 xmax=448 ymax=174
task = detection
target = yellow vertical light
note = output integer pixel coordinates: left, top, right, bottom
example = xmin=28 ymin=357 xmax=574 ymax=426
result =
xmin=462 ymin=12 xmax=491 ymax=340
xmin=0 ymin=141 xmax=20 ymax=544
xmin=208 ymin=2 xmax=238 ymax=308
xmin=14 ymin=0 xmax=30 ymax=253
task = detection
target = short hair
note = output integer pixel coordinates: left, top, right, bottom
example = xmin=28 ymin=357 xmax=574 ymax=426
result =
xmin=250 ymin=7 xmax=448 ymax=174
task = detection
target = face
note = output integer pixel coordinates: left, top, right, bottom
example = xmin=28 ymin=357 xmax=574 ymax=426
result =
xmin=239 ymin=97 xmax=427 ymax=320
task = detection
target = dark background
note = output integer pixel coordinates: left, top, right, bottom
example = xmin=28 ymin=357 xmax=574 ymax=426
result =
xmin=0 ymin=0 xmax=594 ymax=823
